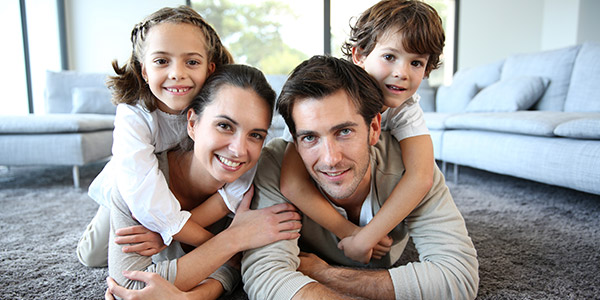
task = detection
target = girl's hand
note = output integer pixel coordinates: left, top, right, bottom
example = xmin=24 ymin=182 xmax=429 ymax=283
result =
xmin=337 ymin=229 xmax=392 ymax=264
xmin=114 ymin=225 xmax=167 ymax=256
xmin=229 ymin=185 xmax=302 ymax=251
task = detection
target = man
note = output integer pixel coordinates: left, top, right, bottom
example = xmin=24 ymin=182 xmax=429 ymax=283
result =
xmin=106 ymin=55 xmax=478 ymax=300
xmin=241 ymin=55 xmax=479 ymax=300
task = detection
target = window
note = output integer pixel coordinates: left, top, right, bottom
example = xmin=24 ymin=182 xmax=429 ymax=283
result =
xmin=193 ymin=0 xmax=456 ymax=85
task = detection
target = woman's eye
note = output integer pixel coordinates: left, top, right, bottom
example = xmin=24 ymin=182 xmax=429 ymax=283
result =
xmin=250 ymin=133 xmax=265 ymax=140
xmin=218 ymin=123 xmax=232 ymax=131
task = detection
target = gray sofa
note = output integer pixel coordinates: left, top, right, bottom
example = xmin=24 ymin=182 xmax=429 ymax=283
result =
xmin=422 ymin=41 xmax=600 ymax=195
xmin=0 ymin=71 xmax=115 ymax=188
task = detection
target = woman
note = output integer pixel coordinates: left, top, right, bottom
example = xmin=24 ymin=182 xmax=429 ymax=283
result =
xmin=107 ymin=64 xmax=301 ymax=299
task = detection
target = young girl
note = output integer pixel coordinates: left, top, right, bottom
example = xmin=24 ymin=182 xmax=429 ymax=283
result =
xmin=108 ymin=63 xmax=302 ymax=298
xmin=279 ymin=0 xmax=445 ymax=264
xmin=77 ymin=6 xmax=244 ymax=268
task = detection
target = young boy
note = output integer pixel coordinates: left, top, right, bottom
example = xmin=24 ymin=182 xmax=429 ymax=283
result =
xmin=280 ymin=0 xmax=445 ymax=263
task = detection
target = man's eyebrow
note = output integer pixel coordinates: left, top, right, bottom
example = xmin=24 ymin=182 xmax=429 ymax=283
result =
xmin=331 ymin=122 xmax=359 ymax=132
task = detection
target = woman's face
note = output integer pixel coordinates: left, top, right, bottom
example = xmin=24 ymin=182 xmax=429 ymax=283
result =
xmin=187 ymin=85 xmax=271 ymax=185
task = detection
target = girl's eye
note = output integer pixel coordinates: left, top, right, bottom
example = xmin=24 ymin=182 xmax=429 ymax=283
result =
xmin=188 ymin=60 xmax=200 ymax=66
xmin=153 ymin=58 xmax=168 ymax=65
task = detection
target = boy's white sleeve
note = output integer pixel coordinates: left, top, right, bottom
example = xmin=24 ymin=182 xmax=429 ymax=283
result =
xmin=112 ymin=105 xmax=190 ymax=246
xmin=218 ymin=164 xmax=257 ymax=213
xmin=383 ymin=94 xmax=430 ymax=141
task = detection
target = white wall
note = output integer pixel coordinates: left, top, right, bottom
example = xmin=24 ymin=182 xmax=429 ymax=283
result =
xmin=457 ymin=0 xmax=544 ymax=70
xmin=457 ymin=0 xmax=600 ymax=71
xmin=65 ymin=0 xmax=185 ymax=73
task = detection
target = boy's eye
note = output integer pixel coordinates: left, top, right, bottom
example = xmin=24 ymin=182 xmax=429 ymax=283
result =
xmin=383 ymin=54 xmax=395 ymax=61
xmin=411 ymin=60 xmax=425 ymax=67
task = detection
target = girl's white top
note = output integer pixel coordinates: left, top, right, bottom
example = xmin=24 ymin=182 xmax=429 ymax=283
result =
xmin=88 ymin=103 xmax=254 ymax=245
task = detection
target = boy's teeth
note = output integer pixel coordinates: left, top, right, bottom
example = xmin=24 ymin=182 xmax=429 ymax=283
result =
xmin=219 ymin=156 xmax=241 ymax=167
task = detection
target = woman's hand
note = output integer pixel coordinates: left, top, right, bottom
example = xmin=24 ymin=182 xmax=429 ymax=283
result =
xmin=114 ymin=225 xmax=167 ymax=256
xmin=229 ymin=185 xmax=302 ymax=251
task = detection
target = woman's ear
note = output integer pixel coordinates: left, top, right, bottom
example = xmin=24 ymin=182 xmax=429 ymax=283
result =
xmin=187 ymin=109 xmax=198 ymax=141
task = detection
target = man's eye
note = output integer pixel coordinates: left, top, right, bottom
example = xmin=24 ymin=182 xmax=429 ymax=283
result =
xmin=301 ymin=135 xmax=315 ymax=143
xmin=339 ymin=129 xmax=351 ymax=136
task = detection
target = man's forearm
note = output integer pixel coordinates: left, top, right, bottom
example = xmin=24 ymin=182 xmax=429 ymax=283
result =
xmin=292 ymin=282 xmax=359 ymax=300
xmin=313 ymin=267 xmax=395 ymax=300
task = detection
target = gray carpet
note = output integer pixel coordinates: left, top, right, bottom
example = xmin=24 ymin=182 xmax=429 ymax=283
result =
xmin=1 ymin=162 xmax=599 ymax=299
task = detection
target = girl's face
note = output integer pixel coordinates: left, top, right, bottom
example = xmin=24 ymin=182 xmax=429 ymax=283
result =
xmin=353 ymin=29 xmax=429 ymax=110
xmin=187 ymin=85 xmax=271 ymax=185
xmin=141 ymin=22 xmax=215 ymax=114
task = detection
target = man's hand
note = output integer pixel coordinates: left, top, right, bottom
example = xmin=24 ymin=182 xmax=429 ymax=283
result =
xmin=114 ymin=225 xmax=166 ymax=256
xmin=105 ymin=271 xmax=186 ymax=300
xmin=297 ymin=252 xmax=331 ymax=280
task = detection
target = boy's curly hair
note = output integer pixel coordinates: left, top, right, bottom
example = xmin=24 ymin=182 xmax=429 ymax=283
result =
xmin=341 ymin=0 xmax=445 ymax=77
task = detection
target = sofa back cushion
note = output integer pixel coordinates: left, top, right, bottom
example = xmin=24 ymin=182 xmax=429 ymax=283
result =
xmin=564 ymin=42 xmax=600 ymax=112
xmin=435 ymin=59 xmax=504 ymax=113
xmin=501 ymin=45 xmax=580 ymax=111
xmin=45 ymin=71 xmax=110 ymax=114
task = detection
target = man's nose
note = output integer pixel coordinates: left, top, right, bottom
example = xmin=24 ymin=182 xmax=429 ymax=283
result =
xmin=321 ymin=139 xmax=342 ymax=167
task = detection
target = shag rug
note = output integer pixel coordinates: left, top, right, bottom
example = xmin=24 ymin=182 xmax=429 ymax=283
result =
xmin=1 ymin=162 xmax=599 ymax=299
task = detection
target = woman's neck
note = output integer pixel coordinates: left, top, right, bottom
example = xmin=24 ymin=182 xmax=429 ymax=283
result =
xmin=167 ymin=150 xmax=224 ymax=210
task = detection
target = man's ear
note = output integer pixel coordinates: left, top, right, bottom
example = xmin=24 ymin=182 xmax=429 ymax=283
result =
xmin=352 ymin=47 xmax=366 ymax=67
xmin=187 ymin=109 xmax=198 ymax=141
xmin=368 ymin=113 xmax=382 ymax=146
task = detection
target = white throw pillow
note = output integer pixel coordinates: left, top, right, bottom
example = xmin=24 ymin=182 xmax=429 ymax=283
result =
xmin=465 ymin=77 xmax=550 ymax=112
xmin=71 ymin=87 xmax=116 ymax=114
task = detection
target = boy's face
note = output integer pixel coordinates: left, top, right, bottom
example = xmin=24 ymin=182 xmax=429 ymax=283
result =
xmin=353 ymin=30 xmax=429 ymax=109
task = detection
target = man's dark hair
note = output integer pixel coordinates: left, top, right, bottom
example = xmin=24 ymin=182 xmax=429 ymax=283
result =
xmin=277 ymin=55 xmax=384 ymax=137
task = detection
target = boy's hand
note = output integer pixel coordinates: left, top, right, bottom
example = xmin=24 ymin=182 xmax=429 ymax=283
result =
xmin=114 ymin=225 xmax=166 ymax=256
xmin=337 ymin=229 xmax=393 ymax=264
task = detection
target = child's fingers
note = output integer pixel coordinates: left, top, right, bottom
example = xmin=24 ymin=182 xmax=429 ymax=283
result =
xmin=115 ymin=225 xmax=147 ymax=236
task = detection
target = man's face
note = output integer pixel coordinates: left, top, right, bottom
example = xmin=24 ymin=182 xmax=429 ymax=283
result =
xmin=292 ymin=90 xmax=381 ymax=204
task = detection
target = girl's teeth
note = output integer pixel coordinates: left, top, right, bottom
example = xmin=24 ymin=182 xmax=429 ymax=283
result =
xmin=219 ymin=156 xmax=241 ymax=167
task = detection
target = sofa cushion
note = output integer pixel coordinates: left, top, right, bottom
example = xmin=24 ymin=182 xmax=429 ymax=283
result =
xmin=501 ymin=45 xmax=580 ymax=111
xmin=564 ymin=42 xmax=600 ymax=112
xmin=71 ymin=87 xmax=116 ymax=115
xmin=554 ymin=116 xmax=600 ymax=139
xmin=45 ymin=71 xmax=109 ymax=114
xmin=465 ymin=77 xmax=550 ymax=112
xmin=444 ymin=111 xmax=587 ymax=137
xmin=423 ymin=112 xmax=456 ymax=130
xmin=0 ymin=114 xmax=115 ymax=134
xmin=435 ymin=59 xmax=504 ymax=113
